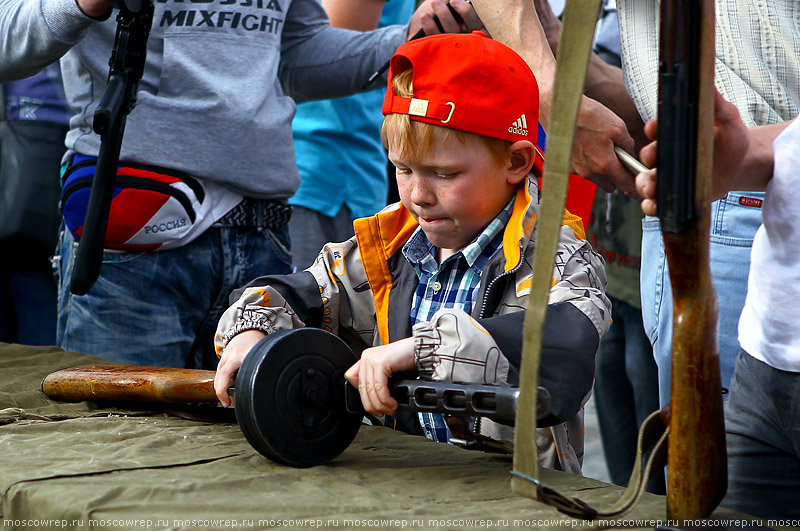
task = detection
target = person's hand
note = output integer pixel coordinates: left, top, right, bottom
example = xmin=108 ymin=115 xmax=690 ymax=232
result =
xmin=214 ymin=329 xmax=266 ymax=407
xmin=76 ymin=0 xmax=113 ymax=18
xmin=407 ymin=0 xmax=484 ymax=40
xmin=570 ymin=96 xmax=639 ymax=197
xmin=344 ymin=337 xmax=416 ymax=416
xmin=635 ymin=88 xmax=750 ymax=215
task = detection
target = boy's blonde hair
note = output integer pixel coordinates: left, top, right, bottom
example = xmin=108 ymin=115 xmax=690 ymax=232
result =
xmin=381 ymin=69 xmax=513 ymax=167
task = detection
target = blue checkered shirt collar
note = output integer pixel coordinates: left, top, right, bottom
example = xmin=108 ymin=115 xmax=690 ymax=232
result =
xmin=403 ymin=198 xmax=513 ymax=325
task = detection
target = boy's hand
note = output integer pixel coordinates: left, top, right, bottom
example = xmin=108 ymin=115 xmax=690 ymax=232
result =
xmin=635 ymin=88 xmax=750 ymax=215
xmin=214 ymin=329 xmax=267 ymax=407
xmin=344 ymin=337 xmax=416 ymax=416
xmin=408 ymin=0 xmax=483 ymax=40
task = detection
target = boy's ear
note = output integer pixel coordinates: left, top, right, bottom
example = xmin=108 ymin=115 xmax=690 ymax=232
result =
xmin=507 ymin=140 xmax=536 ymax=184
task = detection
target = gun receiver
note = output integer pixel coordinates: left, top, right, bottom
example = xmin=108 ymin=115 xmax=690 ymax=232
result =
xmin=656 ymin=0 xmax=699 ymax=234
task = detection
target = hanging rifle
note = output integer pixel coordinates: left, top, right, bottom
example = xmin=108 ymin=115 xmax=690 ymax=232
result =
xmin=70 ymin=0 xmax=154 ymax=295
xmin=657 ymin=0 xmax=727 ymax=519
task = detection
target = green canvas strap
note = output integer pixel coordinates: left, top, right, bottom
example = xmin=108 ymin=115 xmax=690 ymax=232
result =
xmin=511 ymin=0 xmax=602 ymax=502
xmin=507 ymin=0 xmax=670 ymax=520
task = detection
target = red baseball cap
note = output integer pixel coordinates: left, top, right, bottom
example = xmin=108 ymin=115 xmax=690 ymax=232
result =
xmin=383 ymin=31 xmax=543 ymax=172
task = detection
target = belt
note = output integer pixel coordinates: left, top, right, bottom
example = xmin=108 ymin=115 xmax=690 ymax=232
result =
xmin=215 ymin=198 xmax=293 ymax=229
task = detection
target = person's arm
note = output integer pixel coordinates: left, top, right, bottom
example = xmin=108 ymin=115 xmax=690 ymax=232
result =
xmin=212 ymin=279 xmax=311 ymax=405
xmin=0 ymin=0 xmax=107 ymax=82
xmin=279 ymin=0 xmax=480 ymax=103
xmin=529 ymin=1 xmax=647 ymax=194
xmin=635 ymin=90 xmax=793 ymax=216
xmin=533 ymin=0 xmax=645 ymax=148
xmin=214 ymin=236 xmax=380 ymax=404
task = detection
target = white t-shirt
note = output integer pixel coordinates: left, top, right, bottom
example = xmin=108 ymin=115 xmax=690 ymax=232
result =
xmin=738 ymin=118 xmax=800 ymax=372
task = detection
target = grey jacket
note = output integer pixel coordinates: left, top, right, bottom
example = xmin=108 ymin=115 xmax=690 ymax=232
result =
xmin=0 ymin=0 xmax=407 ymax=199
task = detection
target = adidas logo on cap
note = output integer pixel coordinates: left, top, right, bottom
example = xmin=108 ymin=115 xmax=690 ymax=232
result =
xmin=508 ymin=113 xmax=529 ymax=136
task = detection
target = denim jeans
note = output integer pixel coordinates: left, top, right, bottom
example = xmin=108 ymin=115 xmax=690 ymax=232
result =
xmin=0 ymin=269 xmax=58 ymax=345
xmin=721 ymin=351 xmax=800 ymax=519
xmin=640 ymin=193 xmax=763 ymax=406
xmin=54 ymin=224 xmax=292 ymax=369
xmin=594 ymin=296 xmax=665 ymax=493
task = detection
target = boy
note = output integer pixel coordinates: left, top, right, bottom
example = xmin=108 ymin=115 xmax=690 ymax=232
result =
xmin=214 ymin=32 xmax=611 ymax=474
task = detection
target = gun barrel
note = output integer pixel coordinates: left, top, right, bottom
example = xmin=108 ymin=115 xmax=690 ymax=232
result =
xmin=346 ymin=379 xmax=551 ymax=427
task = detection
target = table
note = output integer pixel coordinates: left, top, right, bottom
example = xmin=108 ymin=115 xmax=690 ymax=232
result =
xmin=0 ymin=343 xmax=775 ymax=530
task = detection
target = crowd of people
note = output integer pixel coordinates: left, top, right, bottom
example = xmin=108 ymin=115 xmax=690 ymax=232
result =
xmin=0 ymin=0 xmax=797 ymax=520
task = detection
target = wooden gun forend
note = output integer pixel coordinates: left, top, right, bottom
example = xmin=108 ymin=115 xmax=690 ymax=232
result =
xmin=657 ymin=0 xmax=727 ymax=519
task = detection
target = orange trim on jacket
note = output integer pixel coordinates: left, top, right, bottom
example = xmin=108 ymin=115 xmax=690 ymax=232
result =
xmin=353 ymin=178 xmax=586 ymax=344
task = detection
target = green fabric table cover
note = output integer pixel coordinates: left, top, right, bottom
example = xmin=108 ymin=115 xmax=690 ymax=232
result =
xmin=0 ymin=343 xmax=778 ymax=531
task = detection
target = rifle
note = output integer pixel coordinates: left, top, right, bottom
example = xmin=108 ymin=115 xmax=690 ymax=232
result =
xmin=70 ymin=0 xmax=154 ymax=295
xmin=657 ymin=0 xmax=727 ymax=519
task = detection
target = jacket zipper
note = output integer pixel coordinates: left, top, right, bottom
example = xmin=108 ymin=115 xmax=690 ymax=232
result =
xmin=478 ymin=240 xmax=526 ymax=319
xmin=474 ymin=240 xmax=525 ymax=436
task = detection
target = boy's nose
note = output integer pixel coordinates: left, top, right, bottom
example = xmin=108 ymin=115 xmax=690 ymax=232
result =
xmin=408 ymin=177 xmax=434 ymax=206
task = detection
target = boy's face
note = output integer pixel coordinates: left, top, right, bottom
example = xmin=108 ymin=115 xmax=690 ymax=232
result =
xmin=389 ymin=131 xmax=528 ymax=260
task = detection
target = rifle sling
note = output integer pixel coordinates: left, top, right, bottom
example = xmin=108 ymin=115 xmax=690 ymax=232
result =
xmin=511 ymin=0 xmax=669 ymax=520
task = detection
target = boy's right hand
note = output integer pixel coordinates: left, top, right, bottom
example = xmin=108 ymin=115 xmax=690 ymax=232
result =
xmin=344 ymin=337 xmax=416 ymax=416
xmin=214 ymin=329 xmax=267 ymax=407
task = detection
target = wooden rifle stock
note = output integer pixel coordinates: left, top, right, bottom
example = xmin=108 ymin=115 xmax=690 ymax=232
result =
xmin=42 ymin=363 xmax=217 ymax=404
xmin=657 ymin=0 xmax=727 ymax=519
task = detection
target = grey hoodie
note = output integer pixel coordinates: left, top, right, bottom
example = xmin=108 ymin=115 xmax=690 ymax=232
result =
xmin=0 ymin=0 xmax=407 ymax=199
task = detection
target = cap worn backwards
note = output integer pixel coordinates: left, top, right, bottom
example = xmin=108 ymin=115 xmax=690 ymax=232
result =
xmin=382 ymin=31 xmax=540 ymax=147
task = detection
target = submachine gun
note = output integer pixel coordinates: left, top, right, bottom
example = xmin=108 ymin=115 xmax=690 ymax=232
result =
xmin=70 ymin=0 xmax=154 ymax=295
xmin=42 ymin=328 xmax=553 ymax=468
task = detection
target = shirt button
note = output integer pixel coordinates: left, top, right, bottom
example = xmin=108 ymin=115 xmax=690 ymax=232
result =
xmin=432 ymin=281 xmax=442 ymax=293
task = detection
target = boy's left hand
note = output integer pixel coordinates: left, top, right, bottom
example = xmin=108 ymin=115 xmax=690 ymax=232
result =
xmin=344 ymin=337 xmax=416 ymax=416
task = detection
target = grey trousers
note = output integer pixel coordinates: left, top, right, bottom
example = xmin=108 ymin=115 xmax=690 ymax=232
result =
xmin=287 ymin=204 xmax=354 ymax=271
xmin=721 ymin=350 xmax=800 ymax=519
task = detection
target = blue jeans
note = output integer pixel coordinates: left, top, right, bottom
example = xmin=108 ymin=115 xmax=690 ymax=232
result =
xmin=594 ymin=296 xmax=665 ymax=493
xmin=0 ymin=269 xmax=58 ymax=345
xmin=640 ymin=194 xmax=763 ymax=406
xmin=721 ymin=351 xmax=800 ymax=519
xmin=55 ymin=225 xmax=292 ymax=369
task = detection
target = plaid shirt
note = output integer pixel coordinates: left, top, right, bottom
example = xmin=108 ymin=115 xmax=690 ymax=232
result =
xmin=402 ymin=200 xmax=513 ymax=442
